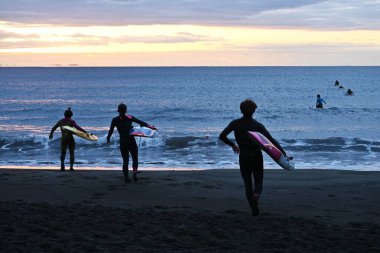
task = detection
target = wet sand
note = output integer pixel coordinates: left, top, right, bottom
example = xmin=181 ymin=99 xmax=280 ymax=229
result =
xmin=1 ymin=168 xmax=379 ymax=252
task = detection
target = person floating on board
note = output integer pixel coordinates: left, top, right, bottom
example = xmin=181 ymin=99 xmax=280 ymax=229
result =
xmin=346 ymin=89 xmax=354 ymax=96
xmin=219 ymin=99 xmax=289 ymax=216
xmin=107 ymin=103 xmax=157 ymax=182
xmin=316 ymin=94 xmax=326 ymax=108
xmin=49 ymin=107 xmax=87 ymax=171
xmin=335 ymin=80 xmax=340 ymax=86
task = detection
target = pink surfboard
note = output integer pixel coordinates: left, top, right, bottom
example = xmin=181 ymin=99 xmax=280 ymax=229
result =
xmin=248 ymin=131 xmax=295 ymax=171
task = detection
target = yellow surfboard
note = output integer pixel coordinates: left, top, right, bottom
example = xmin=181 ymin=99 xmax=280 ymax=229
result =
xmin=62 ymin=126 xmax=98 ymax=142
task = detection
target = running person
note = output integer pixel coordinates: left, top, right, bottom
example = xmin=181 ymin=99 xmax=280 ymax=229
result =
xmin=316 ymin=94 xmax=326 ymax=108
xmin=107 ymin=103 xmax=157 ymax=182
xmin=49 ymin=107 xmax=87 ymax=171
xmin=219 ymin=99 xmax=289 ymax=216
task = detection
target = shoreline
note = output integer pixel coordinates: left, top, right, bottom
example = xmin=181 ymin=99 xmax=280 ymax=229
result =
xmin=1 ymin=164 xmax=379 ymax=171
xmin=1 ymin=168 xmax=380 ymax=252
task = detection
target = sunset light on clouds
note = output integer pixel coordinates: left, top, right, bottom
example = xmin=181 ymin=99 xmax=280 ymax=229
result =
xmin=1 ymin=0 xmax=380 ymax=66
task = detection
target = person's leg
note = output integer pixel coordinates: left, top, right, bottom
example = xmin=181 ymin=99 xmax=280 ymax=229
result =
xmin=60 ymin=138 xmax=68 ymax=171
xmin=119 ymin=140 xmax=130 ymax=182
xmin=239 ymin=152 xmax=258 ymax=215
xmin=129 ymin=137 xmax=139 ymax=181
xmin=68 ymin=137 xmax=75 ymax=171
xmin=252 ymin=151 xmax=264 ymax=200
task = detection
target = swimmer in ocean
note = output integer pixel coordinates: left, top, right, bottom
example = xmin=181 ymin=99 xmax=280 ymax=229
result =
xmin=316 ymin=94 xmax=326 ymax=108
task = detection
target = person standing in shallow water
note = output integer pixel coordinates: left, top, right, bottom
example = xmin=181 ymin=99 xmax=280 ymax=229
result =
xmin=49 ymin=107 xmax=87 ymax=171
xmin=219 ymin=99 xmax=289 ymax=216
xmin=107 ymin=103 xmax=157 ymax=182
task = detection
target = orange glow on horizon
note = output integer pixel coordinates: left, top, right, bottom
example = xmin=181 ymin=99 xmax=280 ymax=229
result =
xmin=1 ymin=21 xmax=380 ymax=66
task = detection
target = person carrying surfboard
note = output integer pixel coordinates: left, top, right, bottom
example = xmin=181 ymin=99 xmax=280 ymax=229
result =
xmin=49 ymin=107 xmax=88 ymax=171
xmin=219 ymin=99 xmax=289 ymax=216
xmin=107 ymin=103 xmax=157 ymax=182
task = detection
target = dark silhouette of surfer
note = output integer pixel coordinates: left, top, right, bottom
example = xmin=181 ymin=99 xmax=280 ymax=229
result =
xmin=107 ymin=103 xmax=157 ymax=182
xmin=346 ymin=89 xmax=354 ymax=96
xmin=219 ymin=99 xmax=289 ymax=216
xmin=335 ymin=80 xmax=340 ymax=86
xmin=316 ymin=94 xmax=326 ymax=108
xmin=49 ymin=107 xmax=87 ymax=171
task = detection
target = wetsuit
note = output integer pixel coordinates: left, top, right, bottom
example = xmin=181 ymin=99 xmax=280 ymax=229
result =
xmin=219 ymin=116 xmax=286 ymax=210
xmin=50 ymin=117 xmax=86 ymax=169
xmin=316 ymin=98 xmax=326 ymax=108
xmin=107 ymin=114 xmax=152 ymax=179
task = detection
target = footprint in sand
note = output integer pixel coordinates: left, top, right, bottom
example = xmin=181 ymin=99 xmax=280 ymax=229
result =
xmin=225 ymin=209 xmax=239 ymax=214
xmin=184 ymin=181 xmax=199 ymax=186
xmin=311 ymin=187 xmax=325 ymax=191
xmin=107 ymin=185 xmax=118 ymax=191
xmin=202 ymin=185 xmax=216 ymax=189
xmin=91 ymin=192 xmax=107 ymax=199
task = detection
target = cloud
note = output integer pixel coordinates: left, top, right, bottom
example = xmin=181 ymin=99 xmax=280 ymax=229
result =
xmin=245 ymin=1 xmax=380 ymax=30
xmin=0 ymin=29 xmax=221 ymax=49
xmin=1 ymin=0 xmax=379 ymax=30
xmin=119 ymin=32 xmax=223 ymax=43
xmin=0 ymin=30 xmax=40 ymax=39
xmin=0 ymin=30 xmax=110 ymax=49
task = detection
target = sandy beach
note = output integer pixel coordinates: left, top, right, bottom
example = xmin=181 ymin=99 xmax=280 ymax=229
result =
xmin=1 ymin=168 xmax=379 ymax=252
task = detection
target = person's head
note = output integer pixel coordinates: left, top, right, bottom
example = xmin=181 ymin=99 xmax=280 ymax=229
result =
xmin=118 ymin=103 xmax=127 ymax=114
xmin=317 ymin=94 xmax=321 ymax=98
xmin=240 ymin=99 xmax=257 ymax=117
xmin=64 ymin=107 xmax=73 ymax=118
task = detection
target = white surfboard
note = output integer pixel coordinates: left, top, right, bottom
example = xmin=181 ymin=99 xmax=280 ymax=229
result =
xmin=129 ymin=127 xmax=158 ymax=138
xmin=62 ymin=126 xmax=98 ymax=142
xmin=248 ymin=131 xmax=294 ymax=171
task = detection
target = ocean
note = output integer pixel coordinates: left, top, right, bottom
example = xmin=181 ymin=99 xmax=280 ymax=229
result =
xmin=1 ymin=67 xmax=379 ymax=171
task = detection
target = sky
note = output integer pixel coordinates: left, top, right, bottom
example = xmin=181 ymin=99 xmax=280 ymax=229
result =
xmin=1 ymin=0 xmax=380 ymax=66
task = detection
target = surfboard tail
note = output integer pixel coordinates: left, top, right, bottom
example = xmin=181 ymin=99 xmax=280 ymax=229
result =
xmin=277 ymin=154 xmax=295 ymax=171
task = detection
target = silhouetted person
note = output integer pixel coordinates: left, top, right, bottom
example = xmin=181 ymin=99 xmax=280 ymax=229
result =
xmin=49 ymin=107 xmax=87 ymax=171
xmin=346 ymin=89 xmax=354 ymax=96
xmin=107 ymin=103 xmax=157 ymax=182
xmin=316 ymin=94 xmax=326 ymax=108
xmin=219 ymin=99 xmax=289 ymax=216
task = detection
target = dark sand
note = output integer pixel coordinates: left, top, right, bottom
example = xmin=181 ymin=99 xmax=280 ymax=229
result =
xmin=1 ymin=168 xmax=379 ymax=252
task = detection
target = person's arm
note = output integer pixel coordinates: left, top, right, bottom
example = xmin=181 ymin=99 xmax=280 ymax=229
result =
xmin=49 ymin=120 xmax=61 ymax=139
xmin=72 ymin=120 xmax=87 ymax=133
xmin=323 ymin=99 xmax=326 ymax=104
xmin=131 ymin=116 xmax=157 ymax=130
xmin=260 ymin=125 xmax=287 ymax=156
xmin=219 ymin=123 xmax=239 ymax=154
xmin=107 ymin=118 xmax=116 ymax=143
